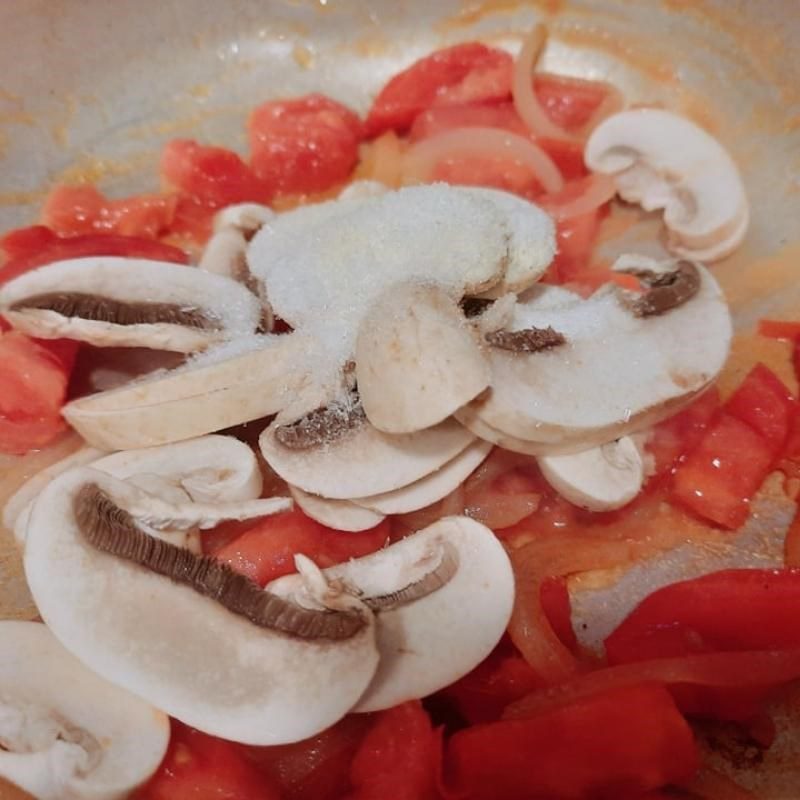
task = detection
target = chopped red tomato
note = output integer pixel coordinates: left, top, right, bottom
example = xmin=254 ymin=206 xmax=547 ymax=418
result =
xmin=348 ymin=701 xmax=441 ymax=800
xmin=365 ymin=43 xmax=513 ymax=137
xmin=42 ymin=185 xmax=179 ymax=240
xmin=444 ymin=684 xmax=698 ymax=800
xmin=167 ymin=194 xmax=217 ymax=244
xmin=671 ymin=413 xmax=775 ymax=529
xmin=249 ymin=94 xmax=362 ymax=196
xmin=0 ymin=331 xmax=77 ymax=454
xmin=212 ymin=508 xmax=389 ymax=586
xmin=246 ymin=715 xmax=371 ymax=800
xmin=544 ymin=211 xmax=601 ymax=284
xmin=161 ymin=139 xmax=270 ymax=208
xmin=133 ymin=722 xmax=280 ymax=800
xmin=532 ymin=73 xmax=610 ymax=131
xmin=724 ymin=363 xmax=794 ymax=454
xmin=0 ymin=226 xmax=189 ymax=285
xmin=758 ymin=319 xmax=800 ymax=341
xmin=646 ymin=388 xmax=722 ymax=482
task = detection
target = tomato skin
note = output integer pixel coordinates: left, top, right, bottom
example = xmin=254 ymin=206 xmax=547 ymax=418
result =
xmin=724 ymin=363 xmax=794 ymax=454
xmin=161 ymin=139 xmax=270 ymax=207
xmin=133 ymin=721 xmax=280 ymax=800
xmin=0 ymin=331 xmax=76 ymax=454
xmin=444 ymin=684 xmax=698 ymax=800
xmin=757 ymin=319 xmax=800 ymax=341
xmin=249 ymin=94 xmax=362 ymax=196
xmin=365 ymin=43 xmax=513 ymax=137
xmin=544 ymin=211 xmax=601 ymax=284
xmin=0 ymin=226 xmax=189 ymax=285
xmin=212 ymin=508 xmax=389 ymax=586
xmin=532 ymin=73 xmax=609 ymax=131
xmin=348 ymin=701 xmax=441 ymax=800
xmin=671 ymin=413 xmax=775 ymax=529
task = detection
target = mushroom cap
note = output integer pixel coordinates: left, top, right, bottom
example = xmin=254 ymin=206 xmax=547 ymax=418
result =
xmin=24 ymin=468 xmax=379 ymax=745
xmin=260 ymin=415 xmax=475 ymax=500
xmin=64 ymin=333 xmax=310 ymax=451
xmin=0 ymin=258 xmax=263 ymax=352
xmin=466 ymin=188 xmax=556 ymax=298
xmin=197 ymin=228 xmax=248 ymax=278
xmin=247 ymin=184 xmax=510 ymax=369
xmin=268 ymin=516 xmax=514 ymax=712
xmin=354 ymin=439 xmax=492 ymax=515
xmin=290 ymin=486 xmax=387 ymax=532
xmin=0 ymin=620 xmax=169 ymax=800
xmin=585 ymin=109 xmax=749 ymax=261
xmin=356 ymin=283 xmax=490 ymax=434
xmin=538 ymin=436 xmax=645 ymax=511
xmin=461 ymin=260 xmax=731 ymax=447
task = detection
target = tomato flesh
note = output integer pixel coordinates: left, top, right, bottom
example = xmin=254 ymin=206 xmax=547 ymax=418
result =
xmin=212 ymin=508 xmax=389 ymax=586
xmin=249 ymin=94 xmax=362 ymax=196
xmin=444 ymin=684 xmax=698 ymax=800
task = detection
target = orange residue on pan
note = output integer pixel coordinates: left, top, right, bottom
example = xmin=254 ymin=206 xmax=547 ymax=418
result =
xmin=292 ymin=43 xmax=316 ymax=69
xmin=441 ymin=0 xmax=564 ymax=28
xmin=50 ymin=93 xmax=78 ymax=148
xmin=344 ymin=32 xmax=393 ymax=58
xmin=718 ymin=334 xmax=798 ymax=401
xmin=187 ymin=84 xmax=213 ymax=100
xmin=0 ymin=189 xmax=46 ymax=208
xmin=594 ymin=205 xmax=641 ymax=246
xmin=55 ymin=153 xmax=154 ymax=187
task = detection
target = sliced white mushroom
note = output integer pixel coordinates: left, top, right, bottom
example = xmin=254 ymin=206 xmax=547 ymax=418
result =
xmin=585 ymin=109 xmax=749 ymax=261
xmin=64 ymin=333 xmax=310 ymax=450
xmin=354 ymin=439 xmax=492 ymax=515
xmin=356 ymin=283 xmax=490 ymax=434
xmin=460 ymin=257 xmax=732 ymax=449
xmin=268 ymin=516 xmax=514 ymax=712
xmin=0 ymin=258 xmax=264 ymax=352
xmin=0 ymin=620 xmax=169 ymax=800
xmin=24 ymin=468 xmax=379 ymax=745
xmin=465 ymin=188 xmax=556 ymax=298
xmin=213 ymin=202 xmax=274 ymax=236
xmin=247 ymin=184 xmax=511 ymax=369
xmin=338 ymin=179 xmax=388 ymax=201
xmin=290 ymin=486 xmax=387 ymax=532
xmin=260 ymin=412 xmax=475 ymax=500
xmin=198 ymin=227 xmax=247 ymax=278
xmin=538 ymin=436 xmax=644 ymax=511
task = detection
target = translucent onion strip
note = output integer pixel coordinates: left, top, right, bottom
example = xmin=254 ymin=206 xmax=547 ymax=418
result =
xmin=541 ymin=173 xmax=618 ymax=221
xmin=403 ymin=126 xmax=565 ymax=194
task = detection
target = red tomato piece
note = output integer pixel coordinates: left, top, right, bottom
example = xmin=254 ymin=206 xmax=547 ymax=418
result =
xmin=0 ymin=227 xmax=189 ymax=286
xmin=42 ymin=185 xmax=178 ymax=239
xmin=0 ymin=224 xmax=57 ymax=258
xmin=348 ymin=701 xmax=441 ymax=800
xmin=544 ymin=210 xmax=601 ymax=284
xmin=646 ymin=388 xmax=722 ymax=482
xmin=249 ymin=94 xmax=362 ymax=196
xmin=408 ymin=102 xmax=527 ymax=142
xmin=444 ymin=684 xmax=698 ymax=800
xmin=245 ymin=715 xmax=371 ymax=800
xmin=365 ymin=43 xmax=513 ymax=137
xmin=671 ymin=413 xmax=775 ymax=529
xmin=757 ymin=319 xmax=800 ymax=341
xmin=213 ymin=508 xmax=389 ymax=586
xmin=532 ymin=73 xmax=610 ymax=131
xmin=161 ymin=139 xmax=270 ymax=208
xmin=167 ymin=194 xmax=217 ymax=245
xmin=0 ymin=331 xmax=75 ymax=454
xmin=133 ymin=721 xmax=280 ymax=800
xmin=725 ymin=363 xmax=795 ymax=454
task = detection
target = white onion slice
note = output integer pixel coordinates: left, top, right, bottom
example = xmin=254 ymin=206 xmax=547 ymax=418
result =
xmin=541 ymin=174 xmax=618 ymax=220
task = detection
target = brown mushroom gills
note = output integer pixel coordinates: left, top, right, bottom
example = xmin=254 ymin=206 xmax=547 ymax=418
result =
xmin=11 ymin=292 xmax=220 ymax=329
xmin=275 ymin=392 xmax=366 ymax=450
xmin=618 ymin=260 xmax=702 ymax=318
xmin=485 ymin=325 xmax=567 ymax=353
xmin=74 ymin=484 xmax=366 ymax=640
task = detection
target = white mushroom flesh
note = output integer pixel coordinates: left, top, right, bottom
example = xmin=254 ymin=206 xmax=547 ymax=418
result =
xmin=24 ymin=468 xmax=379 ymax=746
xmin=538 ymin=436 xmax=645 ymax=512
xmin=290 ymin=486 xmax=387 ymax=532
xmin=0 ymin=620 xmax=169 ymax=800
xmin=197 ymin=228 xmax=248 ymax=278
xmin=584 ymin=109 xmax=749 ymax=261
xmin=0 ymin=258 xmax=264 ymax=352
xmin=213 ymin=202 xmax=274 ymax=236
xmin=268 ymin=516 xmax=514 ymax=712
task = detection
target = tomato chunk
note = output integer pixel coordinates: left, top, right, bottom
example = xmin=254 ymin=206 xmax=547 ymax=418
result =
xmin=0 ymin=226 xmax=189 ymax=285
xmin=249 ymin=94 xmax=362 ymax=196
xmin=212 ymin=508 xmax=389 ymax=586
xmin=134 ymin=722 xmax=280 ymax=800
xmin=348 ymin=701 xmax=441 ymax=800
xmin=161 ymin=139 xmax=270 ymax=208
xmin=0 ymin=331 xmax=76 ymax=454
xmin=758 ymin=319 xmax=800 ymax=341
xmin=671 ymin=413 xmax=775 ymax=529
xmin=544 ymin=211 xmax=601 ymax=284
xmin=444 ymin=684 xmax=698 ymax=799
xmin=532 ymin=73 xmax=610 ymax=131
xmin=724 ymin=363 xmax=794 ymax=454
xmin=365 ymin=43 xmax=513 ymax=137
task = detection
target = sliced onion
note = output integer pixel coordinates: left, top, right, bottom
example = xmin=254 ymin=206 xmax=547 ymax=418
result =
xmin=403 ymin=126 xmax=565 ymax=194
xmin=512 ymin=25 xmax=572 ymax=142
xmin=540 ymin=173 xmax=618 ymax=221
